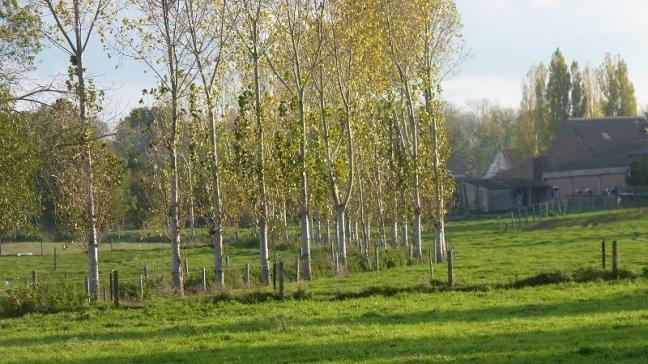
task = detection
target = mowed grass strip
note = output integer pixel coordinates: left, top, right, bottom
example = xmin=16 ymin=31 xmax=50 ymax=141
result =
xmin=1 ymin=280 xmax=647 ymax=363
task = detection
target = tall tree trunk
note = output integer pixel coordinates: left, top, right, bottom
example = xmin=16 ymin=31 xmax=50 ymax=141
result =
xmin=169 ymin=137 xmax=183 ymax=292
xmin=390 ymin=218 xmax=398 ymax=249
xmin=298 ymin=89 xmax=312 ymax=280
xmin=187 ymin=159 xmax=196 ymax=237
xmin=335 ymin=205 xmax=347 ymax=267
xmin=325 ymin=218 xmax=331 ymax=244
xmin=402 ymin=75 xmax=423 ymax=262
xmin=358 ymin=172 xmax=371 ymax=270
xmin=401 ymin=216 xmax=409 ymax=247
xmin=253 ymin=49 xmax=270 ymax=285
xmin=425 ymin=68 xmax=447 ymax=262
xmin=374 ymin=163 xmax=387 ymax=249
xmin=206 ymin=107 xmax=224 ymax=288
xmin=73 ymin=1 xmax=99 ymax=299
xmin=283 ymin=200 xmax=289 ymax=242
xmin=432 ymin=120 xmax=447 ymax=263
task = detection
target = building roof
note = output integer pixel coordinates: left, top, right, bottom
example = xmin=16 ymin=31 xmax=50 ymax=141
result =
xmin=500 ymin=147 xmax=525 ymax=168
xmin=544 ymin=116 xmax=648 ymax=168
xmin=545 ymin=117 xmax=648 ymax=173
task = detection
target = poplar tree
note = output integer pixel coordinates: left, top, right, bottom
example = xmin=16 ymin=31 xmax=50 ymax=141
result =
xmin=570 ymin=61 xmax=587 ymax=118
xmin=546 ymin=48 xmax=571 ymax=140
xmin=41 ymin=0 xmax=115 ymax=299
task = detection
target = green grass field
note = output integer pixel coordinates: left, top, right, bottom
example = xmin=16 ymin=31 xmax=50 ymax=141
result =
xmin=1 ymin=208 xmax=648 ymax=363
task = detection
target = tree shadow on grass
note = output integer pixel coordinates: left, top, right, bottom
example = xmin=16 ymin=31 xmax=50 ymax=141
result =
xmin=3 ymin=287 xmax=648 ymax=363
xmin=13 ymin=319 xmax=648 ymax=364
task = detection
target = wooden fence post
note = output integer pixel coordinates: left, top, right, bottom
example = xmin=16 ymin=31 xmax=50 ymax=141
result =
xmin=201 ymin=268 xmax=207 ymax=292
xmin=225 ymin=256 xmax=230 ymax=268
xmin=85 ymin=277 xmax=90 ymax=296
xmin=109 ymin=271 xmax=113 ymax=301
xmin=429 ymin=249 xmax=434 ymax=282
xmin=375 ymin=244 xmax=380 ymax=272
xmin=447 ymin=250 xmax=454 ymax=287
xmin=245 ymin=264 xmax=250 ymax=287
xmin=184 ymin=258 xmax=189 ymax=279
xmin=112 ymin=270 xmax=120 ymax=306
xmin=32 ymin=270 xmax=38 ymax=285
xmin=53 ymin=248 xmax=57 ymax=271
xmin=601 ymin=239 xmax=606 ymax=270
xmin=272 ymin=260 xmax=277 ymax=290
xmin=144 ymin=264 xmax=149 ymax=279
xmin=334 ymin=251 xmax=339 ymax=275
xmin=278 ymin=261 xmax=285 ymax=299
xmin=40 ymin=242 xmax=44 ymax=256
xmin=612 ymin=240 xmax=618 ymax=277
xmin=138 ymin=274 xmax=144 ymax=299
xmin=296 ymin=258 xmax=300 ymax=282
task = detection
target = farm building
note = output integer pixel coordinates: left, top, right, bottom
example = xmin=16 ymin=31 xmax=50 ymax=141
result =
xmin=455 ymin=174 xmax=550 ymax=213
xmin=541 ymin=116 xmax=648 ymax=196
xmin=455 ymin=116 xmax=648 ymax=213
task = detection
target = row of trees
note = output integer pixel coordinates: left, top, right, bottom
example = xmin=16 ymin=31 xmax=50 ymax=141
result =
xmin=1 ymin=0 xmax=464 ymax=298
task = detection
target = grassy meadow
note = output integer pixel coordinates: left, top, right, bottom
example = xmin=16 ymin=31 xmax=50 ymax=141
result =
xmin=1 ymin=208 xmax=648 ymax=363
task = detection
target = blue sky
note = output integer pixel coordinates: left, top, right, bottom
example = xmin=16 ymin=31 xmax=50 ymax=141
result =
xmin=447 ymin=0 xmax=648 ymax=110
xmin=33 ymin=0 xmax=648 ymax=124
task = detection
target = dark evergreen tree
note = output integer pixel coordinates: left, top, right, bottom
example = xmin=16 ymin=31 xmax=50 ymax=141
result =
xmin=546 ymin=48 xmax=571 ymax=139
xmin=570 ymin=61 xmax=587 ymax=118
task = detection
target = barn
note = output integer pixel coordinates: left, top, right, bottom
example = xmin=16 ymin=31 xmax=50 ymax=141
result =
xmin=542 ymin=116 xmax=648 ymax=196
xmin=455 ymin=116 xmax=648 ymax=213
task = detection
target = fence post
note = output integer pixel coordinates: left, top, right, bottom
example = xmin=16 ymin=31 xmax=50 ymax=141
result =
xmin=612 ymin=240 xmax=619 ymax=277
xmin=144 ymin=264 xmax=149 ymax=279
xmin=40 ymin=242 xmax=44 ymax=256
xmin=31 ymin=270 xmax=38 ymax=285
xmin=108 ymin=272 xmax=113 ymax=301
xmin=138 ymin=274 xmax=144 ymax=300
xmin=245 ymin=263 xmax=250 ymax=287
xmin=429 ymin=249 xmax=434 ymax=282
xmin=375 ymin=244 xmax=380 ymax=272
xmin=225 ymin=255 xmax=230 ymax=268
xmin=53 ymin=248 xmax=57 ymax=271
xmin=601 ymin=239 xmax=606 ymax=270
xmin=201 ymin=268 xmax=207 ymax=292
xmin=85 ymin=277 xmax=90 ymax=296
xmin=296 ymin=258 xmax=300 ymax=282
xmin=112 ymin=270 xmax=120 ymax=306
xmin=272 ymin=260 xmax=277 ymax=290
xmin=447 ymin=250 xmax=454 ymax=287
xmin=334 ymin=251 xmax=339 ymax=275
xmin=278 ymin=261 xmax=285 ymax=299
xmin=184 ymin=258 xmax=189 ymax=279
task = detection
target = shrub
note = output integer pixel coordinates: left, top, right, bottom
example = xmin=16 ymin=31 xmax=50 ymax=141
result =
xmin=292 ymin=284 xmax=310 ymax=300
xmin=0 ymin=283 xmax=87 ymax=318
xmin=511 ymin=271 xmax=572 ymax=288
